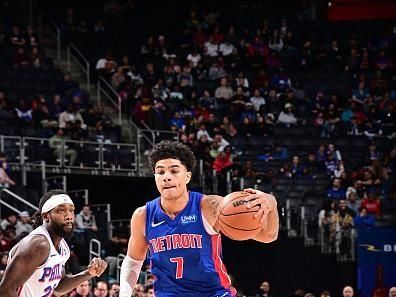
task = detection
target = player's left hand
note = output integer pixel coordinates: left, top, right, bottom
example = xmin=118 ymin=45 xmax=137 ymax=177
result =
xmin=243 ymin=188 xmax=277 ymax=223
xmin=87 ymin=257 xmax=108 ymax=277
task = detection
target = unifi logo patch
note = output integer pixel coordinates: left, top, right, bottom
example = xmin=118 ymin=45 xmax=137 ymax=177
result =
xmin=181 ymin=215 xmax=197 ymax=224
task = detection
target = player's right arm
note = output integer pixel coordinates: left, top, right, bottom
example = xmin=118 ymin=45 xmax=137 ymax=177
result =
xmin=0 ymin=235 xmax=50 ymax=297
xmin=119 ymin=206 xmax=148 ymax=297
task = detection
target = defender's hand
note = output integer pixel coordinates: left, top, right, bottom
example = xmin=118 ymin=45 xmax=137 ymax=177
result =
xmin=87 ymin=257 xmax=108 ymax=277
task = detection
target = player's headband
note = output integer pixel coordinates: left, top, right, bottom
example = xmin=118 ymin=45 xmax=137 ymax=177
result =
xmin=41 ymin=194 xmax=74 ymax=213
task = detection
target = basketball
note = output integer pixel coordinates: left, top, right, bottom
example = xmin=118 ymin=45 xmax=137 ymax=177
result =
xmin=218 ymin=191 xmax=262 ymax=241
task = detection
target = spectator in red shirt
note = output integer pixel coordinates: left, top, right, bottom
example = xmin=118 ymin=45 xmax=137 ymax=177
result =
xmin=247 ymin=37 xmax=269 ymax=58
xmin=361 ymin=191 xmax=381 ymax=218
xmin=192 ymin=26 xmax=207 ymax=49
xmin=132 ymin=97 xmax=152 ymax=127
xmin=211 ymin=26 xmax=224 ymax=44
xmin=213 ymin=150 xmax=233 ymax=173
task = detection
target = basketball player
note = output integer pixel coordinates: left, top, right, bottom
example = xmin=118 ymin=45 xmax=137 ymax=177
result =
xmin=120 ymin=141 xmax=279 ymax=297
xmin=0 ymin=189 xmax=107 ymax=297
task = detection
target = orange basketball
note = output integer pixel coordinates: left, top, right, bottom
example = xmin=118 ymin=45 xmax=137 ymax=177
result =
xmin=218 ymin=191 xmax=262 ymax=241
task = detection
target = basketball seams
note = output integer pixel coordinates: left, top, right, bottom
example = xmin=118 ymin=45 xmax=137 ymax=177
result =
xmin=218 ymin=218 xmax=262 ymax=232
xmin=219 ymin=226 xmax=238 ymax=240
xmin=219 ymin=208 xmax=259 ymax=216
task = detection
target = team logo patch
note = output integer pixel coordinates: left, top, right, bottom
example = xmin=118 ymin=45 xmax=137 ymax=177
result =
xmin=181 ymin=215 xmax=197 ymax=224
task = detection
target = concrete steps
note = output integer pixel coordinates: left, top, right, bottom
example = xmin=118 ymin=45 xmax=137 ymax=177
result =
xmin=39 ymin=24 xmax=138 ymax=144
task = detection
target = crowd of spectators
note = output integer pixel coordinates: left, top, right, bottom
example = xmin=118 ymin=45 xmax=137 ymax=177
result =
xmin=315 ymin=139 xmax=396 ymax=257
xmin=0 ymin=212 xmax=32 ymax=280
xmin=2 ymin=3 xmax=395 ymax=196
xmin=0 ymin=24 xmax=122 ymax=164
xmin=60 ymin=2 xmax=395 ymax=193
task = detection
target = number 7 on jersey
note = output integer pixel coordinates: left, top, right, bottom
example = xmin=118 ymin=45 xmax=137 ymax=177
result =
xmin=170 ymin=257 xmax=184 ymax=279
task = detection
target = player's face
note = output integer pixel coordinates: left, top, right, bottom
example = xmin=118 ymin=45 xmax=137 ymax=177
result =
xmin=154 ymin=159 xmax=191 ymax=200
xmin=47 ymin=203 xmax=75 ymax=238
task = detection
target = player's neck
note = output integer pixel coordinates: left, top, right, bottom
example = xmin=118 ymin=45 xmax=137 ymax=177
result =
xmin=160 ymin=191 xmax=189 ymax=219
xmin=44 ymin=224 xmax=63 ymax=250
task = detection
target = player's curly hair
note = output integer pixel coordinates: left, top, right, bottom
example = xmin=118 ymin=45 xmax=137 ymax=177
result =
xmin=30 ymin=189 xmax=68 ymax=228
xmin=148 ymin=140 xmax=196 ymax=173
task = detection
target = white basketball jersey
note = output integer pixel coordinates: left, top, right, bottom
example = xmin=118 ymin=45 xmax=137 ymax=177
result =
xmin=8 ymin=226 xmax=70 ymax=297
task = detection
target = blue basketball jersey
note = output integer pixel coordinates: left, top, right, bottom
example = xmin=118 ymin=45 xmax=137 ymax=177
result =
xmin=145 ymin=191 xmax=234 ymax=297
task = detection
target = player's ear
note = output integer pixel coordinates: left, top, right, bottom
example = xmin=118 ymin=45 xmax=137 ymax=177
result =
xmin=42 ymin=213 xmax=49 ymax=223
xmin=186 ymin=171 xmax=192 ymax=183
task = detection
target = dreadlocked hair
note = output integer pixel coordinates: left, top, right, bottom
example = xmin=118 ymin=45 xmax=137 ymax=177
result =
xmin=30 ymin=189 xmax=68 ymax=229
xmin=148 ymin=140 xmax=196 ymax=173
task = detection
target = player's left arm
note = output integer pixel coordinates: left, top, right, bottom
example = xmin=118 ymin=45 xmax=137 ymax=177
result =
xmin=201 ymin=194 xmax=223 ymax=233
xmin=243 ymin=188 xmax=279 ymax=243
xmin=53 ymin=257 xmax=107 ymax=296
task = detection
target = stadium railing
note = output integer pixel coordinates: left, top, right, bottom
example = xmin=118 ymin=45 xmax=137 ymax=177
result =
xmin=67 ymin=43 xmax=90 ymax=92
xmin=38 ymin=12 xmax=61 ymax=62
xmin=0 ymin=188 xmax=39 ymax=217
xmin=0 ymin=135 xmax=138 ymax=176
xmin=97 ymin=76 xmax=122 ymax=126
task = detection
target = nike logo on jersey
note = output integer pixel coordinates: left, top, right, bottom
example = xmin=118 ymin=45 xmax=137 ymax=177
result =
xmin=151 ymin=220 xmax=165 ymax=227
xmin=50 ymin=254 xmax=58 ymax=257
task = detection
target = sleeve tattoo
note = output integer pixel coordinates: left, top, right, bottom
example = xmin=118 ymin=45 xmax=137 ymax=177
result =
xmin=206 ymin=195 xmax=221 ymax=218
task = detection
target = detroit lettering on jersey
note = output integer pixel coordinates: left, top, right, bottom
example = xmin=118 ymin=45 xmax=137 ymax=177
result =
xmin=38 ymin=264 xmax=64 ymax=282
xmin=149 ymin=233 xmax=202 ymax=253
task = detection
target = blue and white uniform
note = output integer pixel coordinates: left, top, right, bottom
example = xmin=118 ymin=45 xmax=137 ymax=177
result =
xmin=145 ymin=191 xmax=234 ymax=297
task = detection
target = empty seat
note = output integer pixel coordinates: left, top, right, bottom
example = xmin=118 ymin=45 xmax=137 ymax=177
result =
xmin=287 ymin=190 xmax=304 ymax=200
xmin=293 ymin=184 xmax=312 ymax=192
xmin=118 ymin=147 xmax=137 ymax=170
xmin=294 ymin=177 xmax=313 ymax=185
xmin=241 ymin=177 xmax=256 ymax=188
xmin=3 ymin=138 xmax=20 ymax=162
xmin=277 ymin=177 xmax=293 ymax=186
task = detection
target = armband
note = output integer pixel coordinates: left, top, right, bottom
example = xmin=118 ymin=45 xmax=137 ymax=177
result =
xmin=119 ymin=256 xmax=144 ymax=297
